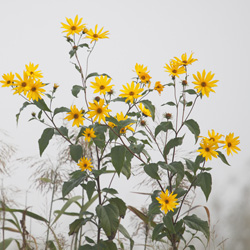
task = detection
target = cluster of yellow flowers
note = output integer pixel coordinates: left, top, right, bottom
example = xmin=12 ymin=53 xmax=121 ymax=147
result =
xmin=197 ymin=129 xmax=240 ymax=161
xmin=0 ymin=63 xmax=47 ymax=101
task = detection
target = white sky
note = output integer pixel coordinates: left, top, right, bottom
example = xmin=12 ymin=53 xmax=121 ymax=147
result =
xmin=1 ymin=0 xmax=250 ymax=248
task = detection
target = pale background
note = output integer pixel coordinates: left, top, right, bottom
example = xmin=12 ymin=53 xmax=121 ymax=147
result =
xmin=0 ymin=0 xmax=250 ymax=249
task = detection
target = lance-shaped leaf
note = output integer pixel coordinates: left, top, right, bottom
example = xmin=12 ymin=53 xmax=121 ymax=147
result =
xmin=111 ymin=145 xmax=126 ymax=175
xmin=69 ymin=217 xmax=92 ymax=235
xmin=96 ymin=204 xmax=119 ymax=237
xmin=71 ymin=85 xmax=85 ymax=98
xmin=196 ymin=172 xmax=212 ymax=201
xmin=217 ymin=150 xmax=230 ymax=166
xmin=0 ymin=238 xmax=14 ymax=250
xmin=109 ymin=197 xmax=127 ymax=218
xmin=38 ymin=128 xmax=54 ymax=156
xmin=155 ymin=121 xmax=174 ymax=137
xmin=184 ymin=89 xmax=197 ymax=95
xmin=69 ymin=144 xmax=83 ymax=162
xmin=118 ymin=224 xmax=134 ymax=250
xmin=86 ymin=72 xmax=99 ymax=80
xmin=34 ymin=99 xmax=51 ymax=112
xmin=140 ymin=100 xmax=155 ymax=120
xmin=163 ymin=136 xmax=184 ymax=157
xmin=185 ymin=158 xmax=199 ymax=175
xmin=144 ymin=163 xmax=161 ymax=180
xmin=79 ymin=43 xmax=90 ymax=49
xmin=16 ymin=101 xmax=31 ymax=124
xmin=53 ymin=106 xmax=71 ymax=116
xmin=152 ymin=223 xmax=165 ymax=241
xmin=184 ymin=119 xmax=200 ymax=143
xmin=163 ymin=213 xmax=175 ymax=233
xmin=183 ymin=214 xmax=210 ymax=240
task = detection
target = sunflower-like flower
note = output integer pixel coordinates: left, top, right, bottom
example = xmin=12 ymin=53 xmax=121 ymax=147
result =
xmin=139 ymin=72 xmax=151 ymax=86
xmin=86 ymin=24 xmax=109 ymax=43
xmin=119 ymin=81 xmax=144 ymax=104
xmin=65 ymin=105 xmax=85 ymax=127
xmin=197 ymin=137 xmax=218 ymax=161
xmin=1 ymin=72 xmax=15 ymax=87
xmin=207 ymin=129 xmax=224 ymax=145
xmin=25 ymin=63 xmax=43 ymax=79
xmin=164 ymin=60 xmax=186 ymax=78
xmin=223 ymin=133 xmax=240 ymax=156
xmin=116 ymin=112 xmax=135 ymax=134
xmin=88 ymin=99 xmax=111 ymax=123
xmin=77 ymin=157 xmax=93 ymax=172
xmin=192 ymin=70 xmax=218 ymax=97
xmin=134 ymin=63 xmax=149 ymax=76
xmin=156 ymin=189 xmax=178 ymax=214
xmin=13 ymin=71 xmax=32 ymax=95
xmin=61 ymin=15 xmax=86 ymax=37
xmin=154 ymin=81 xmax=164 ymax=95
xmin=90 ymin=75 xmax=114 ymax=95
xmin=26 ymin=79 xmax=46 ymax=101
xmin=138 ymin=103 xmax=151 ymax=117
xmin=83 ymin=128 xmax=96 ymax=142
xmin=174 ymin=52 xmax=198 ymax=66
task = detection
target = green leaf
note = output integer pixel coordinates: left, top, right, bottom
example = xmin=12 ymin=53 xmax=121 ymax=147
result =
xmin=0 ymin=238 xmax=14 ymax=250
xmin=109 ymin=197 xmax=127 ymax=218
xmin=184 ymin=89 xmax=197 ymax=95
xmin=96 ymin=204 xmax=119 ymax=237
xmin=118 ymin=224 xmax=134 ymax=250
xmin=217 ymin=150 xmax=230 ymax=166
xmin=188 ymin=245 xmax=196 ymax=250
xmin=140 ymin=100 xmax=155 ymax=120
xmin=93 ymin=132 xmax=105 ymax=149
xmin=196 ymin=172 xmax=212 ymax=201
xmin=102 ymin=188 xmax=118 ymax=195
xmin=144 ymin=163 xmax=161 ymax=180
xmin=38 ymin=128 xmax=54 ymax=156
xmin=69 ymin=49 xmax=76 ymax=58
xmin=183 ymin=214 xmax=210 ymax=239
xmin=184 ymin=119 xmax=200 ymax=143
xmin=53 ymin=107 xmax=70 ymax=116
xmin=79 ymin=43 xmax=90 ymax=48
xmin=85 ymin=181 xmax=96 ymax=200
xmin=163 ymin=136 xmax=184 ymax=157
xmin=71 ymin=85 xmax=84 ymax=98
xmin=69 ymin=144 xmax=83 ymax=162
xmin=155 ymin=121 xmax=174 ymax=137
xmin=165 ymin=101 xmax=176 ymax=106
xmin=69 ymin=218 xmax=92 ymax=235
xmin=16 ymin=101 xmax=31 ymax=124
xmin=85 ymin=236 xmax=95 ymax=244
xmin=86 ymin=72 xmax=99 ymax=80
xmin=62 ymin=170 xmax=87 ymax=197
xmin=57 ymin=126 xmax=68 ymax=137
xmin=46 ymin=240 xmax=57 ymax=250
xmin=152 ymin=223 xmax=164 ymax=241
xmin=185 ymin=158 xmax=199 ymax=175
xmin=111 ymin=146 xmax=126 ymax=175
xmin=52 ymin=196 xmax=82 ymax=225
xmin=34 ymin=99 xmax=51 ymax=112
xmin=163 ymin=213 xmax=175 ymax=233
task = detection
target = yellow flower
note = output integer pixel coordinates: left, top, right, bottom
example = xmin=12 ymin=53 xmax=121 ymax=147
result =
xmin=192 ymin=70 xmax=218 ymax=97
xmin=65 ymin=105 xmax=85 ymax=127
xmin=108 ymin=121 xmax=116 ymax=128
xmin=88 ymin=99 xmax=111 ymax=123
xmin=174 ymin=52 xmax=198 ymax=66
xmin=83 ymin=128 xmax=96 ymax=142
xmin=223 ymin=133 xmax=240 ymax=156
xmin=197 ymin=138 xmax=218 ymax=161
xmin=156 ymin=189 xmax=178 ymax=214
xmin=207 ymin=129 xmax=223 ymax=145
xmin=138 ymin=103 xmax=151 ymax=117
xmin=77 ymin=157 xmax=93 ymax=172
xmin=86 ymin=24 xmax=109 ymax=43
xmin=119 ymin=81 xmax=144 ymax=104
xmin=0 ymin=72 xmax=15 ymax=87
xmin=13 ymin=71 xmax=32 ymax=95
xmin=164 ymin=60 xmax=186 ymax=78
xmin=25 ymin=62 xmax=43 ymax=79
xmin=61 ymin=15 xmax=86 ymax=37
xmin=139 ymin=72 xmax=151 ymax=86
xmin=26 ymin=79 xmax=46 ymax=101
xmin=116 ymin=112 xmax=135 ymax=133
xmin=134 ymin=63 xmax=149 ymax=76
xmin=90 ymin=75 xmax=114 ymax=95
xmin=154 ymin=81 xmax=164 ymax=95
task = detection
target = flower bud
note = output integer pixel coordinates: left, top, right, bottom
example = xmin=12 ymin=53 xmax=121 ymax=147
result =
xmin=182 ymin=80 xmax=188 ymax=86
xmin=164 ymin=113 xmax=172 ymax=120
xmin=94 ymin=96 xmax=100 ymax=102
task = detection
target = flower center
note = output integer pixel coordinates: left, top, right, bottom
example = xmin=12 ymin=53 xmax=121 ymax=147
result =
xmin=21 ymin=82 xmax=27 ymax=87
xmin=201 ymin=82 xmax=206 ymax=87
xmin=165 ymin=199 xmax=169 ymax=204
xmin=97 ymin=108 xmax=102 ymax=114
xmin=93 ymin=34 xmax=98 ymax=38
xmin=71 ymin=26 xmax=77 ymax=30
xmin=129 ymin=91 xmax=135 ymax=96
xmin=228 ymin=142 xmax=232 ymax=147
xmin=87 ymin=133 xmax=91 ymax=137
xmin=172 ymin=69 xmax=177 ymax=74
xmin=74 ymin=114 xmax=79 ymax=119
xmin=84 ymin=163 xmax=87 ymax=167
xmin=100 ymin=85 xmax=105 ymax=90
xmin=205 ymin=147 xmax=210 ymax=152
xmin=141 ymin=75 xmax=145 ymax=80
xmin=31 ymin=87 xmax=36 ymax=92
xmin=120 ymin=128 xmax=126 ymax=133
xmin=7 ymin=80 xmax=11 ymax=84
xmin=30 ymin=71 xmax=34 ymax=75
xmin=182 ymin=60 xmax=187 ymax=64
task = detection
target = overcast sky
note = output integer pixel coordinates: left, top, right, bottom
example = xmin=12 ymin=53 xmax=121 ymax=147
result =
xmin=1 ymin=0 xmax=250 ymax=248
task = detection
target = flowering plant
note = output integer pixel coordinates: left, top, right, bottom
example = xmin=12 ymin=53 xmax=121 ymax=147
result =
xmin=0 ymin=15 xmax=240 ymax=250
